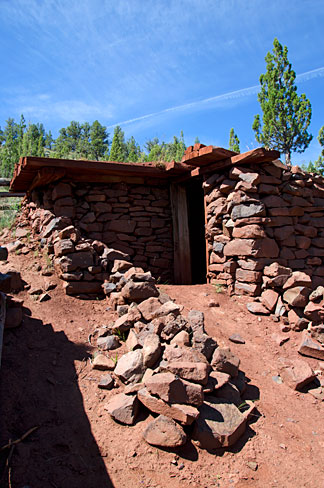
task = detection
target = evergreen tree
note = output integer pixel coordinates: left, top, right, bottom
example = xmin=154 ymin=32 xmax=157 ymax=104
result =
xmin=76 ymin=122 xmax=91 ymax=159
xmin=54 ymin=121 xmax=82 ymax=158
xmin=229 ymin=127 xmax=240 ymax=153
xmin=22 ymin=123 xmax=45 ymax=156
xmin=318 ymin=125 xmax=324 ymax=157
xmin=0 ymin=118 xmax=19 ymax=177
xmin=89 ymin=120 xmax=109 ymax=160
xmin=194 ymin=136 xmax=200 ymax=144
xmin=252 ymin=38 xmax=312 ymax=165
xmin=126 ymin=136 xmax=141 ymax=162
xmin=109 ymin=126 xmax=127 ymax=162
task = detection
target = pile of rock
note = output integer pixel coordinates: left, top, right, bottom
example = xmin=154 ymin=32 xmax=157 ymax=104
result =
xmin=0 ymin=247 xmax=24 ymax=334
xmin=205 ymin=162 xmax=324 ymax=297
xmin=245 ymin=262 xmax=324 ymax=360
xmin=97 ymin=265 xmax=254 ymax=450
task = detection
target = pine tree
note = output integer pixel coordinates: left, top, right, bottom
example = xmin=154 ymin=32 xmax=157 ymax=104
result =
xmin=252 ymin=38 xmax=312 ymax=165
xmin=126 ymin=136 xmax=141 ymax=162
xmin=89 ymin=120 xmax=109 ymax=160
xmin=0 ymin=118 xmax=19 ymax=177
xmin=109 ymin=126 xmax=127 ymax=162
xmin=318 ymin=126 xmax=324 ymax=157
xmin=229 ymin=128 xmax=240 ymax=153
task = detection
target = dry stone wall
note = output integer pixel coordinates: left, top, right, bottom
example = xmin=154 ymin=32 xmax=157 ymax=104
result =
xmin=21 ymin=180 xmax=173 ymax=295
xmin=204 ymin=161 xmax=324 ymax=296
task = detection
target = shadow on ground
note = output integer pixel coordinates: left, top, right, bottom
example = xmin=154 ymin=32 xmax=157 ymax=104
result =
xmin=0 ymin=308 xmax=114 ymax=488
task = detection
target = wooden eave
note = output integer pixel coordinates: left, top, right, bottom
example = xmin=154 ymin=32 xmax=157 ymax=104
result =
xmin=10 ymin=157 xmax=194 ymax=192
xmin=9 ymin=147 xmax=281 ymax=193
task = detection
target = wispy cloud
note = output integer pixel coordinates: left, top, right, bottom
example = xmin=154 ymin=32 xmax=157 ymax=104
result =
xmin=108 ymin=67 xmax=324 ymax=129
xmin=9 ymin=93 xmax=113 ymax=123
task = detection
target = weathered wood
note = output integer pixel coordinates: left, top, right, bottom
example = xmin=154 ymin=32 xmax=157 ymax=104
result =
xmin=0 ymin=292 xmax=6 ymax=367
xmin=29 ymin=167 xmax=66 ymax=191
xmin=170 ymin=183 xmax=192 ymax=284
xmin=190 ymin=147 xmax=281 ymax=178
xmin=0 ymin=179 xmax=11 ymax=186
xmin=0 ymin=192 xmax=25 ymax=198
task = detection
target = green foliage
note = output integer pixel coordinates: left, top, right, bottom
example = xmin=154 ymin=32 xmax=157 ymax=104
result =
xmin=318 ymin=125 xmax=324 ymax=157
xmin=253 ymin=38 xmax=312 ymax=165
xmin=302 ymin=126 xmax=324 ymax=175
xmin=229 ymin=127 xmax=240 ymax=153
xmin=146 ymin=131 xmax=186 ymax=162
xmin=109 ymin=125 xmax=128 ymax=162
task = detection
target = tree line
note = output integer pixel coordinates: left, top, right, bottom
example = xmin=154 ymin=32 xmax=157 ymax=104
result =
xmin=0 ymin=117 xmax=188 ymax=177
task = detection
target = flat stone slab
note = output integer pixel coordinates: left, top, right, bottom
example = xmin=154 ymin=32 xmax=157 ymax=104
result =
xmin=145 ymin=372 xmax=204 ymax=406
xmin=138 ymin=388 xmax=199 ymax=425
xmin=192 ymin=397 xmax=247 ymax=450
xmin=143 ymin=415 xmax=187 ymax=448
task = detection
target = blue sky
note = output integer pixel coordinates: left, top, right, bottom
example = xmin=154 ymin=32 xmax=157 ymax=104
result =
xmin=0 ymin=0 xmax=323 ymax=164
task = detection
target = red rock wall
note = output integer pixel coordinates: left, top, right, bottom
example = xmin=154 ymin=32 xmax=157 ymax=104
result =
xmin=28 ymin=180 xmax=173 ymax=284
xmin=204 ymin=161 xmax=324 ymax=295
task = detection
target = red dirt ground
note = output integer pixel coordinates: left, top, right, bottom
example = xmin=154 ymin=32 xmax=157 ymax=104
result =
xmin=0 ymin=248 xmax=324 ymax=488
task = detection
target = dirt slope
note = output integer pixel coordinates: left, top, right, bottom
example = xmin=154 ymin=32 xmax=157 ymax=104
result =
xmin=0 ymin=250 xmax=323 ymax=488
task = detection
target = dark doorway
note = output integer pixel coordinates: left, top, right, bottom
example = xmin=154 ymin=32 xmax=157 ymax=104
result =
xmin=186 ymin=177 xmax=207 ymax=284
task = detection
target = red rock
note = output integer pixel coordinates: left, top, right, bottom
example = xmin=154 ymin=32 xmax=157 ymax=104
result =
xmin=296 ymin=236 xmax=311 ymax=249
xmin=261 ymin=289 xmax=279 ymax=312
xmin=143 ymin=415 xmax=187 ymax=447
xmin=54 ymin=239 xmax=74 ymax=257
xmin=193 ymin=397 xmax=247 ymax=449
xmin=163 ymin=345 xmax=209 ymax=365
xmin=52 ymin=183 xmax=72 ymax=200
xmin=203 ymin=371 xmax=231 ymax=393
xmin=211 ymin=347 xmax=240 ymax=377
xmin=137 ymin=297 xmax=161 ymax=321
xmin=105 ymin=393 xmax=139 ymax=425
xmin=262 ymin=195 xmax=286 ymax=207
xmin=246 ymin=301 xmax=269 ymax=315
xmin=234 ymin=282 xmax=261 ymax=296
xmin=283 ymin=271 xmax=312 ymax=290
xmin=142 ymin=334 xmax=162 ymax=368
xmin=224 ymin=239 xmax=257 ymax=256
xmin=273 ymin=226 xmax=294 ymax=241
xmin=145 ymin=372 xmax=204 ymax=406
xmin=278 ymin=357 xmax=315 ymax=391
xmin=64 ymin=281 xmax=102 ymax=295
xmin=298 ymin=331 xmax=324 ymax=360
xmin=106 ymin=220 xmax=136 ymax=233
xmin=295 ymin=224 xmax=317 ymax=237
xmin=232 ymin=225 xmax=265 ymax=239
xmin=114 ymin=350 xmax=144 ymax=384
xmin=283 ymin=286 xmax=311 ymax=307
xmin=137 ymin=388 xmax=199 ymax=425
xmin=236 ymin=268 xmax=262 ymax=283
xmin=121 ymin=280 xmax=159 ymax=302
xmin=166 ymin=361 xmax=209 ymax=385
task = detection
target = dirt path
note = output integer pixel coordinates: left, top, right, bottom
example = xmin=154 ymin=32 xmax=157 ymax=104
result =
xmin=0 ymin=251 xmax=323 ymax=488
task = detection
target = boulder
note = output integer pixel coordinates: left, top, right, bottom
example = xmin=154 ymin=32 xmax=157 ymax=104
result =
xmin=97 ymin=335 xmax=120 ymax=351
xmin=92 ymin=354 xmax=115 ymax=371
xmin=187 ymin=310 xmax=205 ymax=332
xmin=231 ymin=203 xmax=265 ymax=220
xmin=261 ymin=289 xmax=279 ymax=312
xmin=145 ymin=372 xmax=204 ymax=406
xmin=192 ymin=397 xmax=247 ymax=449
xmin=204 ymin=371 xmax=231 ymax=393
xmin=114 ymin=350 xmax=144 ymax=384
xmin=111 ymin=260 xmax=133 ymax=273
xmin=137 ymin=297 xmax=162 ymax=321
xmin=246 ymin=302 xmax=269 ymax=315
xmin=211 ymin=348 xmax=240 ymax=377
xmin=192 ymin=332 xmax=218 ymax=360
xmin=282 ymin=271 xmax=312 ymax=290
xmin=298 ymin=331 xmax=324 ymax=360
xmin=142 ymin=333 xmax=162 ymax=368
xmin=143 ymin=415 xmax=187 ymax=448
xmin=282 ymin=286 xmax=311 ymax=308
xmin=64 ymin=281 xmax=102 ymax=295
xmin=263 ymin=262 xmax=291 ymax=277
xmin=170 ymin=330 xmax=190 ymax=347
xmin=138 ymin=388 xmax=199 ymax=425
xmin=166 ymin=361 xmax=209 ymax=385
xmin=54 ymin=239 xmax=74 ymax=257
xmin=163 ymin=345 xmax=209 ymax=365
xmin=278 ymin=357 xmax=316 ymax=391
xmin=98 ymin=374 xmax=114 ymax=390
xmin=105 ymin=393 xmax=139 ymax=425
xmin=304 ymin=301 xmax=324 ymax=323
xmin=121 ymin=281 xmax=159 ymax=302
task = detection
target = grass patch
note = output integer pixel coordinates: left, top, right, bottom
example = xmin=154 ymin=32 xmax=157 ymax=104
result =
xmin=0 ymin=186 xmax=22 ymax=232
